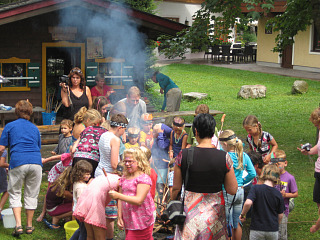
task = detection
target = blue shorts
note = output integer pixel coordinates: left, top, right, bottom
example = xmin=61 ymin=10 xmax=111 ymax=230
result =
xmin=223 ymin=187 xmax=244 ymax=228
xmin=105 ymin=199 xmax=117 ymax=219
xmin=168 ymin=171 xmax=174 ymax=187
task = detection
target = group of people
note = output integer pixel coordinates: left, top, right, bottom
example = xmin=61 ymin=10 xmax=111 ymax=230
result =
xmin=0 ymin=68 xmax=319 ymax=240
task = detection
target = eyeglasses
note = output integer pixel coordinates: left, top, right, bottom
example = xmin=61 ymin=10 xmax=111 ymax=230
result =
xmin=124 ymin=160 xmax=136 ymax=165
xmin=71 ymin=69 xmax=83 ymax=74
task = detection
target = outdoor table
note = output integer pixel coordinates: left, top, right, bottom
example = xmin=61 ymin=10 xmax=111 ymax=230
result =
xmin=152 ymin=110 xmax=224 ymax=120
xmin=0 ymin=106 xmax=45 ymax=128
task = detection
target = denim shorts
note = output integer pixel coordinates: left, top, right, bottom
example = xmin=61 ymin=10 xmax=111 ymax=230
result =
xmin=223 ymin=187 xmax=244 ymax=228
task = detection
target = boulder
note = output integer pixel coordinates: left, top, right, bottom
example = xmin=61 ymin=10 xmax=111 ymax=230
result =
xmin=183 ymin=92 xmax=208 ymax=101
xmin=238 ymin=85 xmax=267 ymax=99
xmin=292 ymin=80 xmax=308 ymax=94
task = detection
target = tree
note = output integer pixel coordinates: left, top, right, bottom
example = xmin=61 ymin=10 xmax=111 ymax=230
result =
xmin=158 ymin=0 xmax=319 ymax=58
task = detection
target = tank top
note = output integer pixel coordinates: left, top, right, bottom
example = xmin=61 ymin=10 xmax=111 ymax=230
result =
xmin=171 ymin=131 xmax=188 ymax=158
xmin=68 ymin=88 xmax=89 ymax=120
xmin=95 ymin=131 xmax=120 ymax=177
xmin=181 ymin=147 xmax=228 ymax=193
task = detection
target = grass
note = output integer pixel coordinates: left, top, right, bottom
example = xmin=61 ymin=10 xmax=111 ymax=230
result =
xmin=147 ymin=63 xmax=320 ymax=239
xmin=0 ymin=63 xmax=319 ymax=239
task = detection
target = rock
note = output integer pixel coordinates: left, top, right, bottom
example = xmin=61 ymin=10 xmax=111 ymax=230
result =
xmin=238 ymin=85 xmax=267 ymax=99
xmin=183 ymin=92 xmax=208 ymax=101
xmin=292 ymin=80 xmax=308 ymax=94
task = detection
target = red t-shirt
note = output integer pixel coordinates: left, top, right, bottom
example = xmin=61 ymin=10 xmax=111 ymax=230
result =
xmin=91 ymin=85 xmax=112 ymax=102
xmin=150 ymin=168 xmax=158 ymax=200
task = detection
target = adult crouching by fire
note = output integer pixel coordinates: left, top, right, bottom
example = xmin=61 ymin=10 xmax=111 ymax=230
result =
xmin=60 ymin=67 xmax=92 ymax=120
xmin=117 ymin=86 xmax=146 ymax=128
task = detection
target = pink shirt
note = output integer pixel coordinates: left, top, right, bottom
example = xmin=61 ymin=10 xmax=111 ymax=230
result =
xmin=316 ymin=135 xmax=320 ymax=173
xmin=120 ymin=173 xmax=155 ymax=230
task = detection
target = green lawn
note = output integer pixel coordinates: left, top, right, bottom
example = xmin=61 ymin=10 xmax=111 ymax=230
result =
xmin=148 ymin=63 xmax=320 ymax=239
xmin=0 ymin=63 xmax=319 ymax=239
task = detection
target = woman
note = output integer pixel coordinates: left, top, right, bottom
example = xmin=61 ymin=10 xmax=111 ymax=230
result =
xmin=90 ymin=73 xmax=114 ymax=103
xmin=0 ymin=100 xmax=42 ymax=236
xmin=172 ymin=113 xmax=237 ymax=239
xmin=60 ymin=67 xmax=92 ymax=120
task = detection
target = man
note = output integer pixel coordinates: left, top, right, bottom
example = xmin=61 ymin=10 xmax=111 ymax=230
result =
xmin=118 ymin=86 xmax=147 ymax=128
xmin=152 ymin=71 xmax=182 ymax=125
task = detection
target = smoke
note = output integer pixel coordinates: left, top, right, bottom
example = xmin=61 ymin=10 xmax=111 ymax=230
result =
xmin=57 ymin=1 xmax=147 ymax=93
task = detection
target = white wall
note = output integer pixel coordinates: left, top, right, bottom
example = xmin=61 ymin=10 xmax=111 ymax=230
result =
xmin=155 ymin=1 xmax=201 ymax=26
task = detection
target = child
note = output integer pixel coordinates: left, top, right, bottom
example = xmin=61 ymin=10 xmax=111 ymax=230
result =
xmin=272 ymin=149 xmax=298 ymax=240
xmin=219 ymin=130 xmax=256 ymax=240
xmin=140 ymin=146 xmax=158 ymax=200
xmin=92 ymin=96 xmax=110 ymax=122
xmin=73 ymin=172 xmax=120 ymax=240
xmin=109 ymin=148 xmax=155 ymax=239
xmin=43 ymin=167 xmax=73 ymax=229
xmin=70 ymin=160 xmax=93 ymax=240
xmin=51 ymin=119 xmax=73 ymax=155
xmin=243 ymin=115 xmax=278 ymax=163
xmin=73 ymin=107 xmax=87 ymax=140
xmin=240 ymin=164 xmax=285 ymax=240
xmin=0 ymin=149 xmax=9 ymax=216
xmin=72 ymin=108 xmax=106 ymax=177
xmin=95 ymin=113 xmax=128 ymax=240
xmin=186 ymin=104 xmax=219 ymax=148
xmin=151 ymin=123 xmax=172 ymax=205
xmin=168 ymin=117 xmax=188 ymax=196
xmin=125 ymin=127 xmax=140 ymax=149
xmin=139 ymin=113 xmax=154 ymax=149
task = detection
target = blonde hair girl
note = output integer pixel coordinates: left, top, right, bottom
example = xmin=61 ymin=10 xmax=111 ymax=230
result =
xmin=108 ymin=147 xmax=155 ymax=239
xmin=219 ymin=130 xmax=244 ymax=169
xmin=243 ymin=115 xmax=278 ymax=163
xmin=219 ymin=130 xmax=256 ymax=240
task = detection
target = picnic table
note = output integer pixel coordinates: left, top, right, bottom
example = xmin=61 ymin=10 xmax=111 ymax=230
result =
xmin=152 ymin=110 xmax=224 ymax=120
xmin=0 ymin=106 xmax=45 ymax=128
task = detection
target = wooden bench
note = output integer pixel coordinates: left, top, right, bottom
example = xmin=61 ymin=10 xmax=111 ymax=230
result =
xmin=152 ymin=110 xmax=224 ymax=119
xmin=0 ymin=106 xmax=45 ymax=128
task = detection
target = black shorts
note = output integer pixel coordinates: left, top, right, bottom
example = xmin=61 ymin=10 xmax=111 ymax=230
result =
xmin=313 ymin=172 xmax=320 ymax=203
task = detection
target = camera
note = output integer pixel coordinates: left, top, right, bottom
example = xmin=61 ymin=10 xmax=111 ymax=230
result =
xmin=301 ymin=143 xmax=312 ymax=151
xmin=59 ymin=75 xmax=69 ymax=85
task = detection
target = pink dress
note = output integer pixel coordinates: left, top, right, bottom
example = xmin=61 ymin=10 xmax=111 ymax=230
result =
xmin=120 ymin=174 xmax=155 ymax=230
xmin=73 ymin=174 xmax=120 ymax=229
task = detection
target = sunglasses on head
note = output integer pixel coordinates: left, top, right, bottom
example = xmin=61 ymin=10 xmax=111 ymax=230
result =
xmin=71 ymin=69 xmax=82 ymax=74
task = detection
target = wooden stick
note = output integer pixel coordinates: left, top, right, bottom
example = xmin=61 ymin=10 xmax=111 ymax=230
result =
xmin=220 ymin=114 xmax=226 ymax=132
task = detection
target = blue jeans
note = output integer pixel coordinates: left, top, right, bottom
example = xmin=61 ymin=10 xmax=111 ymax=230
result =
xmin=224 ymin=187 xmax=244 ymax=228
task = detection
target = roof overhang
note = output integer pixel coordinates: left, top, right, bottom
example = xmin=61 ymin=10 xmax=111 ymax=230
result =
xmin=241 ymin=1 xmax=287 ymax=14
xmin=0 ymin=0 xmax=188 ymax=38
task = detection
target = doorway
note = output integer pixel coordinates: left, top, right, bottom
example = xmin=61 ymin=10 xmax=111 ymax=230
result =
xmin=42 ymin=42 xmax=85 ymax=109
xmin=281 ymin=45 xmax=293 ymax=68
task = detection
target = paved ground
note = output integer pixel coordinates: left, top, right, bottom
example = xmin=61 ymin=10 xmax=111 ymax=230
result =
xmin=155 ymin=56 xmax=320 ymax=81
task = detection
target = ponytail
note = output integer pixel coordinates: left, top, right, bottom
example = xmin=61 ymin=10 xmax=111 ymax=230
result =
xmin=257 ymin=122 xmax=263 ymax=149
xmin=219 ymin=129 xmax=244 ymax=170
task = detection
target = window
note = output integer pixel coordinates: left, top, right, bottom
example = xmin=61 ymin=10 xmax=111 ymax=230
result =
xmin=312 ymin=23 xmax=320 ymax=52
xmin=0 ymin=57 xmax=31 ymax=91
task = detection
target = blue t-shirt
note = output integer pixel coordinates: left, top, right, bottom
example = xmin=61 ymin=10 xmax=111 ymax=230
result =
xmin=0 ymin=118 xmax=42 ymax=169
xmin=228 ymin=152 xmax=256 ymax=187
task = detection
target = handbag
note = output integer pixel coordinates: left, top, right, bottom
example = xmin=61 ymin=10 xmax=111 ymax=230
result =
xmin=225 ymin=191 xmax=236 ymax=239
xmin=166 ymin=147 xmax=194 ymax=225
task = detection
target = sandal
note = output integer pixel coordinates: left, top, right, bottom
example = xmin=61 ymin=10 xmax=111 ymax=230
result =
xmin=26 ymin=226 xmax=35 ymax=234
xmin=12 ymin=226 xmax=23 ymax=237
xmin=43 ymin=218 xmax=60 ymax=229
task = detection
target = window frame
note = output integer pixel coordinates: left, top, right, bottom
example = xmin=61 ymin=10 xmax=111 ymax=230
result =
xmin=0 ymin=57 xmax=31 ymax=91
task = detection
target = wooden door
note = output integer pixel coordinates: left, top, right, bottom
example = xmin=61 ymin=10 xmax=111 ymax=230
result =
xmin=281 ymin=45 xmax=293 ymax=68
